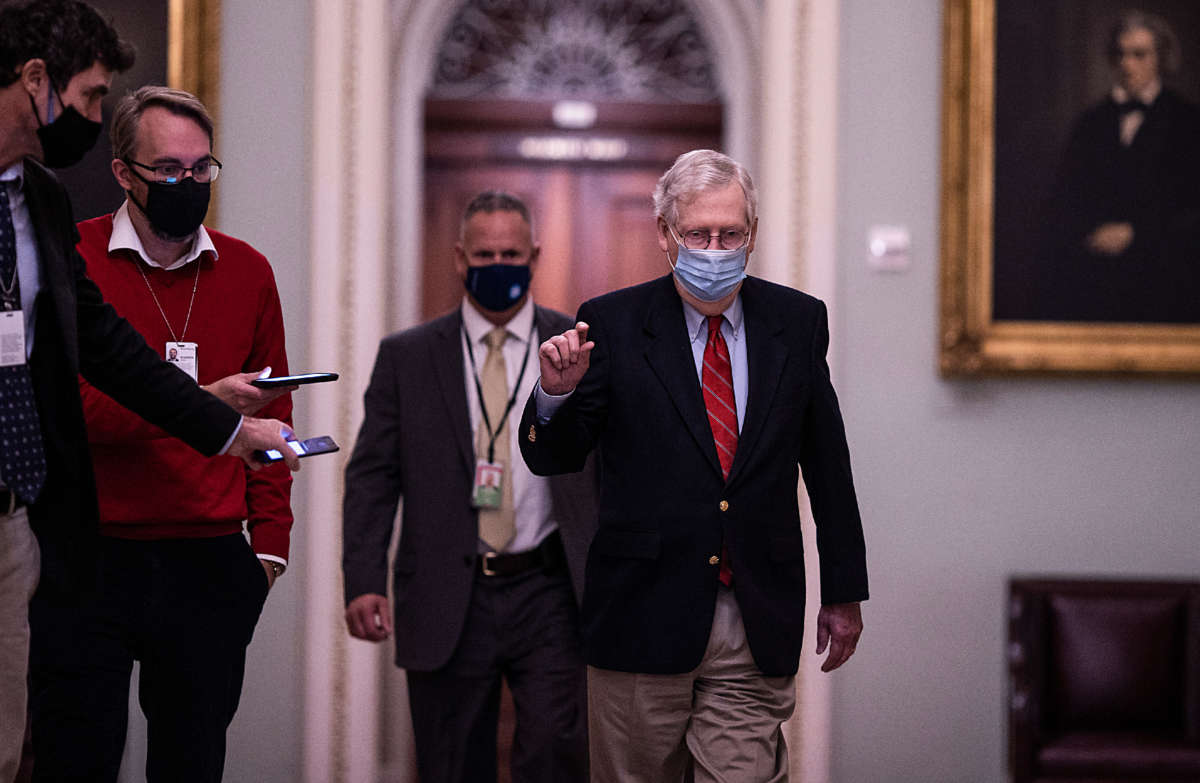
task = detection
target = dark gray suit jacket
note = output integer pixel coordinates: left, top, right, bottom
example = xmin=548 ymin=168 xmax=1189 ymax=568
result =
xmin=21 ymin=158 xmax=239 ymax=596
xmin=342 ymin=305 xmax=598 ymax=672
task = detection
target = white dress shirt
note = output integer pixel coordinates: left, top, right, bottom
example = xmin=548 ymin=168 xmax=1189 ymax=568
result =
xmin=108 ymin=199 xmax=218 ymax=268
xmin=461 ymin=296 xmax=558 ymax=554
xmin=1113 ymin=79 xmax=1161 ymax=147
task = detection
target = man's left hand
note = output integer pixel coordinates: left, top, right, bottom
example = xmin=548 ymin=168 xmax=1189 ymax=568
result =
xmin=261 ymin=560 xmax=277 ymax=590
xmin=203 ymin=368 xmax=298 ymax=416
xmin=816 ymin=602 xmax=863 ymax=672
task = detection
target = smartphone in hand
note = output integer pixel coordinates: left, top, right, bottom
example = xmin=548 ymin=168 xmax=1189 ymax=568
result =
xmin=250 ymin=372 xmax=339 ymax=389
xmin=255 ymin=435 xmax=340 ymax=463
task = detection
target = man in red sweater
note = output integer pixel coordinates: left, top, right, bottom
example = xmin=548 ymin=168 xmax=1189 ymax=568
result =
xmin=29 ymin=85 xmax=295 ymax=783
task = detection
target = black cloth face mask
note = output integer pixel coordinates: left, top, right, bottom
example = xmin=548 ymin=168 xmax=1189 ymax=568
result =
xmin=29 ymin=90 xmax=102 ymax=168
xmin=126 ymin=167 xmax=212 ymax=241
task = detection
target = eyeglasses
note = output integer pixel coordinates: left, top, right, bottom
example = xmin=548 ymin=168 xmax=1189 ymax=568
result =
xmin=126 ymin=157 xmax=222 ymax=184
xmin=671 ymin=225 xmax=750 ymax=251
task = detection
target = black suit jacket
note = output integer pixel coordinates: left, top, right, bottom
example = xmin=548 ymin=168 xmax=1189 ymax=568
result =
xmin=342 ymin=305 xmax=598 ymax=672
xmin=1046 ymin=88 xmax=1200 ymax=322
xmin=520 ymin=275 xmax=868 ymax=677
xmin=21 ymin=159 xmax=239 ymax=595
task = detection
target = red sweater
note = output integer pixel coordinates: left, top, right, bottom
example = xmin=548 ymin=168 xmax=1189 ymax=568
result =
xmin=75 ymin=214 xmax=294 ymax=559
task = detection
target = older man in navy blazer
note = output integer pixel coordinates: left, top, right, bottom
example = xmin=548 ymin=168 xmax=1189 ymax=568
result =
xmin=521 ymin=149 xmax=868 ymax=781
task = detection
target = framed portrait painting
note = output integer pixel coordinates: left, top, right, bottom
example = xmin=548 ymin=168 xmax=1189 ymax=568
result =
xmin=939 ymin=0 xmax=1200 ymax=375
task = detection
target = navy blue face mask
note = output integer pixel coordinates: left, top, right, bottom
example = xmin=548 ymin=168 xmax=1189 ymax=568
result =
xmin=465 ymin=264 xmax=531 ymax=312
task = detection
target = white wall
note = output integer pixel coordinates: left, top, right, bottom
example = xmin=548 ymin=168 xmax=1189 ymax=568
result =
xmin=219 ymin=0 xmax=311 ymax=780
xmin=832 ymin=2 xmax=1200 ymax=781
xmin=206 ymin=1 xmax=1200 ymax=781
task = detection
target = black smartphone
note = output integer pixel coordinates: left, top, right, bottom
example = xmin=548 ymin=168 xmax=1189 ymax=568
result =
xmin=250 ymin=372 xmax=339 ymax=388
xmin=255 ymin=435 xmax=340 ymax=463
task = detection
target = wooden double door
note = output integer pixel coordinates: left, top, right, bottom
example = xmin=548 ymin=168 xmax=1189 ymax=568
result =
xmin=422 ymin=99 xmax=723 ymax=321
xmin=420 ymin=98 xmax=722 ymax=781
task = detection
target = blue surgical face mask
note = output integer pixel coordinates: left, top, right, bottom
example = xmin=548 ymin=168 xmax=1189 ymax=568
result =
xmin=465 ymin=263 xmax=531 ymax=312
xmin=667 ymin=226 xmax=748 ymax=302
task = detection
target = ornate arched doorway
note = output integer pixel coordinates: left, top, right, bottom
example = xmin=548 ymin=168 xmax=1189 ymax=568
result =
xmin=304 ymin=2 xmax=840 ymax=781
xmin=421 ymin=0 xmax=726 ymax=320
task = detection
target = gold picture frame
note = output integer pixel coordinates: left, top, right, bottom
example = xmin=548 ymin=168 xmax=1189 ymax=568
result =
xmin=938 ymin=0 xmax=1200 ymax=376
xmin=168 ymin=0 xmax=221 ymax=223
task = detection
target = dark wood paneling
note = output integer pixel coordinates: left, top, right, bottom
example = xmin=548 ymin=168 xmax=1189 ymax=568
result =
xmin=422 ymin=97 xmax=721 ymax=779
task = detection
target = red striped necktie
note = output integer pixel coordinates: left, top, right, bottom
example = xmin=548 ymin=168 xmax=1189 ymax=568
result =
xmin=701 ymin=315 xmax=736 ymax=585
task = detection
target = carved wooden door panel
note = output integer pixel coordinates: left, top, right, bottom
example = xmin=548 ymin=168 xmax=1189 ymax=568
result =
xmin=422 ymin=99 xmax=722 ymax=321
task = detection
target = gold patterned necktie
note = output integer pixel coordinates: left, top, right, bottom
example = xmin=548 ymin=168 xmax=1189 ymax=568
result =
xmin=476 ymin=326 xmax=515 ymax=551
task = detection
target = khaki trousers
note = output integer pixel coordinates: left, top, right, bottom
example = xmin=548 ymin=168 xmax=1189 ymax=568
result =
xmin=0 ymin=506 xmax=38 ymax=783
xmin=587 ymin=587 xmax=796 ymax=783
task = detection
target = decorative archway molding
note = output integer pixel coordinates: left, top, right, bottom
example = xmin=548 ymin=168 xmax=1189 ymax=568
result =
xmin=304 ymin=2 xmax=841 ymax=780
xmin=385 ymin=0 xmax=763 ymax=336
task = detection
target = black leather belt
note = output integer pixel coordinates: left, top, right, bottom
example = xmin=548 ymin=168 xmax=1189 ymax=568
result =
xmin=0 ymin=488 xmax=23 ymax=515
xmin=478 ymin=530 xmax=564 ymax=578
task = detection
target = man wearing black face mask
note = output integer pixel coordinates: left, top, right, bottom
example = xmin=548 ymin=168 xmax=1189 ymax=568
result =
xmin=27 ymin=85 xmax=297 ymax=782
xmin=343 ymin=191 xmax=597 ymax=782
xmin=0 ymin=4 xmax=302 ymax=780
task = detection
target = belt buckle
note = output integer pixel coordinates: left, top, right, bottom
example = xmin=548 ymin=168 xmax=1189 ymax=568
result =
xmin=481 ymin=551 xmax=500 ymax=577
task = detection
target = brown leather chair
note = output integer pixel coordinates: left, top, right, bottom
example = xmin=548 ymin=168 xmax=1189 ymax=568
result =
xmin=1008 ymin=577 xmax=1200 ymax=782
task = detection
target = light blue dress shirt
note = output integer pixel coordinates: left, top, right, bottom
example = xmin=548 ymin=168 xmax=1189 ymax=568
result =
xmin=1 ymin=162 xmax=42 ymax=358
xmin=535 ymin=292 xmax=749 ymax=433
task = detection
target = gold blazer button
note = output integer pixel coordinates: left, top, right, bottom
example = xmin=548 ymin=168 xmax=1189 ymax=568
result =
xmin=718 ymin=500 xmax=729 ymax=512
xmin=709 ymin=555 xmax=720 ymax=565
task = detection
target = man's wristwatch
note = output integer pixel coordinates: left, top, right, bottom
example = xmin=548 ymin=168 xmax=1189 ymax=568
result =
xmin=264 ymin=561 xmax=285 ymax=580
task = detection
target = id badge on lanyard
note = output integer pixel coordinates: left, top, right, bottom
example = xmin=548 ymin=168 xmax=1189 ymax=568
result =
xmin=463 ymin=320 xmax=536 ymax=509
xmin=166 ymin=341 xmax=199 ymax=381
xmin=0 ymin=310 xmax=27 ymax=367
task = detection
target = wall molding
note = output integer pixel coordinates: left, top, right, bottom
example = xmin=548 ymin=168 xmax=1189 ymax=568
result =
xmin=305 ymin=1 xmax=840 ymax=780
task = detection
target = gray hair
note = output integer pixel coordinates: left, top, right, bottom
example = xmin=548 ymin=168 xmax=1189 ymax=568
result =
xmin=652 ymin=149 xmax=757 ymax=227
xmin=111 ymin=85 xmax=213 ymax=162
xmin=1107 ymin=10 xmax=1181 ymax=76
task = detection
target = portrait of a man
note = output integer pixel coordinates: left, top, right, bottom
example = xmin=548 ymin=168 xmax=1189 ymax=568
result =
xmin=991 ymin=2 xmax=1200 ymax=325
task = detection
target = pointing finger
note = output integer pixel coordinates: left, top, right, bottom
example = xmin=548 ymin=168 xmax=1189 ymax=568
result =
xmin=540 ymin=338 xmax=564 ymax=370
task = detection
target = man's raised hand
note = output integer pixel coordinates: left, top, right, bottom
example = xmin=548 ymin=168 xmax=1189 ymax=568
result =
xmin=538 ymin=321 xmax=594 ymax=395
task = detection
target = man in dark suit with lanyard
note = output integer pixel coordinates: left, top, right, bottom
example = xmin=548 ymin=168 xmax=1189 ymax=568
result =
xmin=522 ymin=150 xmax=868 ymax=780
xmin=343 ymin=191 xmax=596 ymax=782
xmin=0 ymin=3 xmax=300 ymax=779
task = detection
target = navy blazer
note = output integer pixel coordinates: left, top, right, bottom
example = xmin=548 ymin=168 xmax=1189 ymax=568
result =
xmin=520 ymin=275 xmax=868 ymax=677
xmin=21 ymin=159 xmax=238 ymax=596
